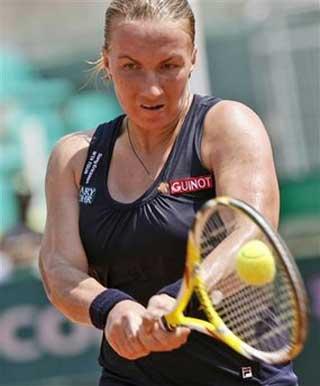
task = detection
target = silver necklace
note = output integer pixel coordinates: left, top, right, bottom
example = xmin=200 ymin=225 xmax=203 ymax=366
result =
xmin=126 ymin=118 xmax=152 ymax=177
xmin=125 ymin=95 xmax=192 ymax=178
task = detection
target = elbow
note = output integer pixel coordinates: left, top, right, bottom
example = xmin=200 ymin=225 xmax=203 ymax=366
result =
xmin=267 ymin=189 xmax=280 ymax=230
xmin=38 ymin=256 xmax=74 ymax=322
xmin=38 ymin=250 xmax=60 ymax=307
xmin=38 ymin=251 xmax=87 ymax=325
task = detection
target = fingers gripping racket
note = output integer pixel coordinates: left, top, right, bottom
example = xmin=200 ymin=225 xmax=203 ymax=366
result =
xmin=161 ymin=197 xmax=308 ymax=364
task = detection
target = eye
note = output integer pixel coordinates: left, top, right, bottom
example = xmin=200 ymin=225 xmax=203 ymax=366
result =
xmin=123 ymin=62 xmax=138 ymax=70
xmin=161 ymin=63 xmax=178 ymax=70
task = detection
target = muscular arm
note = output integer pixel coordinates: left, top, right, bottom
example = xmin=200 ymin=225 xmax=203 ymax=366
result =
xmin=144 ymin=100 xmax=280 ymax=353
xmin=39 ymin=133 xmax=105 ymax=325
xmin=202 ymin=100 xmax=280 ymax=228
xmin=39 ymin=133 xmax=152 ymax=360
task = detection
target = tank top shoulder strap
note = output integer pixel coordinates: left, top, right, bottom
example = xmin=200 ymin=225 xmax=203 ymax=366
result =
xmin=163 ymin=94 xmax=222 ymax=180
xmin=79 ymin=115 xmax=124 ymax=187
xmin=193 ymin=95 xmax=222 ymax=159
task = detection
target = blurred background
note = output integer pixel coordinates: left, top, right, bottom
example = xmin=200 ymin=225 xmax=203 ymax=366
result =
xmin=0 ymin=1 xmax=319 ymax=385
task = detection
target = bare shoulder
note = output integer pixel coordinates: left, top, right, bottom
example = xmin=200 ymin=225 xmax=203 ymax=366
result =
xmin=47 ymin=129 xmax=94 ymax=188
xmin=201 ymin=101 xmax=279 ymax=226
xmin=205 ymin=100 xmax=267 ymax=139
xmin=202 ymin=100 xmax=271 ymax=167
xmin=50 ymin=129 xmax=94 ymax=163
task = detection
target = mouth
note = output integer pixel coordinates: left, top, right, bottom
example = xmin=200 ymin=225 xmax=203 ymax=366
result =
xmin=141 ymin=104 xmax=165 ymax=111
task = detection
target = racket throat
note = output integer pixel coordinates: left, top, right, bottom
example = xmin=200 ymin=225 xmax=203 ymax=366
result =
xmin=160 ymin=316 xmax=175 ymax=331
xmin=162 ymin=311 xmax=186 ymax=330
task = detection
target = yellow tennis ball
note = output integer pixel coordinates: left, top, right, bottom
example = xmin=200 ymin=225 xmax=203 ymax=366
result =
xmin=236 ymin=240 xmax=276 ymax=286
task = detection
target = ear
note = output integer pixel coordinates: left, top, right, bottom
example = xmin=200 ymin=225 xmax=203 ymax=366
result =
xmin=102 ymin=49 xmax=112 ymax=79
xmin=191 ymin=46 xmax=198 ymax=70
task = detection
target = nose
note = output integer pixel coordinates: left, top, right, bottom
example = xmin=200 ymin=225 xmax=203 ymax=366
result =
xmin=140 ymin=71 xmax=164 ymax=100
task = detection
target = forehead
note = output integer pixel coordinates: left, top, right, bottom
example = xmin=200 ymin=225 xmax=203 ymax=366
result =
xmin=109 ymin=19 xmax=193 ymax=57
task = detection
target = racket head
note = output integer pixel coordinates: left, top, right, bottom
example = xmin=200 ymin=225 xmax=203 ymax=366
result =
xmin=168 ymin=196 xmax=309 ymax=364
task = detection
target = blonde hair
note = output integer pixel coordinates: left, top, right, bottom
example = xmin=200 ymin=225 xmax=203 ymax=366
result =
xmin=95 ymin=0 xmax=195 ymax=78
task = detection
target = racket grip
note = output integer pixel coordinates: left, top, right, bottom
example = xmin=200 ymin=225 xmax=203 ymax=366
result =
xmin=160 ymin=316 xmax=175 ymax=332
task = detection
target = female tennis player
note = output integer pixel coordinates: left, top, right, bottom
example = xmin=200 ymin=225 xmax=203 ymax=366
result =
xmin=39 ymin=0 xmax=299 ymax=385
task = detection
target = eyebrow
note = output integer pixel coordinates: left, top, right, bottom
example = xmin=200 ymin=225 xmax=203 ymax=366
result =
xmin=118 ymin=55 xmax=181 ymax=63
xmin=118 ymin=55 xmax=137 ymax=61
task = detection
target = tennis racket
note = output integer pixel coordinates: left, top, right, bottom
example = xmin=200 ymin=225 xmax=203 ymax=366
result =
xmin=161 ymin=196 xmax=308 ymax=364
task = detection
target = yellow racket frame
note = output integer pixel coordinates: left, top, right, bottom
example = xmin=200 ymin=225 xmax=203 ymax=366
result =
xmin=162 ymin=196 xmax=309 ymax=364
xmin=164 ymin=234 xmax=247 ymax=357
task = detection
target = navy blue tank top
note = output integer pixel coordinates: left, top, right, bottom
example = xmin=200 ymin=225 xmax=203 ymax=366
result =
xmin=79 ymin=95 xmax=297 ymax=386
xmin=79 ymin=94 xmax=219 ymax=304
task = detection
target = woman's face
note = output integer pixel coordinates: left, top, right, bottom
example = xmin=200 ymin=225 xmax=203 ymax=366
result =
xmin=104 ymin=19 xmax=196 ymax=131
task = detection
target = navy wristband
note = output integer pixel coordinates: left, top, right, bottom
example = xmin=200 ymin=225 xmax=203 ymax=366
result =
xmin=89 ymin=289 xmax=135 ymax=330
xmin=157 ymin=279 xmax=182 ymax=298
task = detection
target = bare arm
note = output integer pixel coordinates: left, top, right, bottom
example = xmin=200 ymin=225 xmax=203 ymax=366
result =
xmin=145 ymin=100 xmax=280 ymax=343
xmin=39 ymin=133 xmax=105 ymax=325
xmin=202 ymin=100 xmax=280 ymax=228
xmin=39 ymin=132 xmax=152 ymax=360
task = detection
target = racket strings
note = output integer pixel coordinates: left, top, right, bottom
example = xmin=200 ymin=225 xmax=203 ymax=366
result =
xmin=185 ymin=200 xmax=308 ymax=363
xmin=198 ymin=208 xmax=297 ymax=355
xmin=213 ymin=265 xmax=296 ymax=353
xmin=200 ymin=212 xmax=234 ymax=258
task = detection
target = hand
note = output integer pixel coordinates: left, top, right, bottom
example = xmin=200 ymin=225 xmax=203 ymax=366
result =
xmin=138 ymin=294 xmax=190 ymax=353
xmin=105 ymin=300 xmax=150 ymax=360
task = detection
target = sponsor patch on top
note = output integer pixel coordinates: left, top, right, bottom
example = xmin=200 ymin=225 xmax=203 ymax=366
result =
xmin=158 ymin=175 xmax=213 ymax=195
xmin=79 ymin=186 xmax=96 ymax=205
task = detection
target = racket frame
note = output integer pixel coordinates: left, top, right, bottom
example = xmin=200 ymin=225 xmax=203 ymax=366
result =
xmin=162 ymin=196 xmax=309 ymax=364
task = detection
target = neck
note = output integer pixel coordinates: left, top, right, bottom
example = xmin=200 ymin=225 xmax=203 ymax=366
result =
xmin=126 ymin=93 xmax=192 ymax=154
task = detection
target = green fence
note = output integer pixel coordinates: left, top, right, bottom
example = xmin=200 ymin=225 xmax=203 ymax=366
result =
xmin=0 ymin=275 xmax=100 ymax=386
xmin=0 ymin=257 xmax=319 ymax=386
xmin=294 ymin=257 xmax=320 ymax=386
